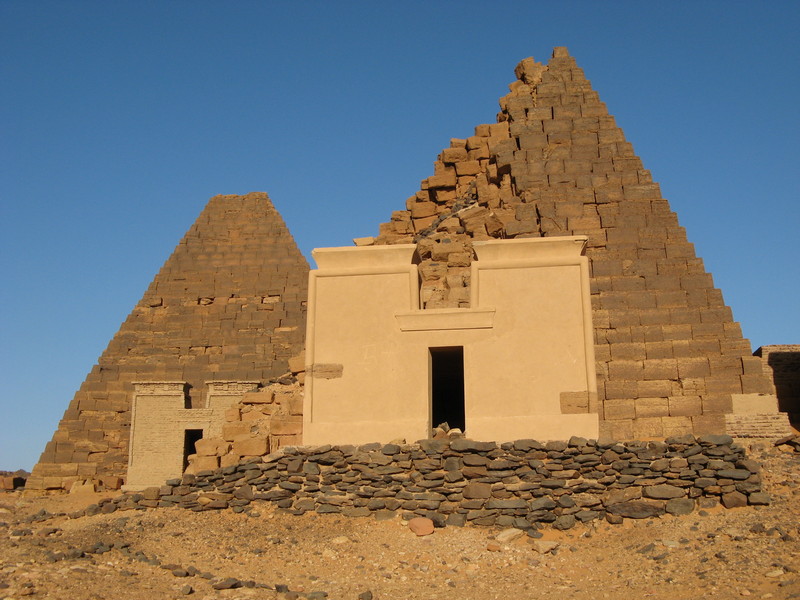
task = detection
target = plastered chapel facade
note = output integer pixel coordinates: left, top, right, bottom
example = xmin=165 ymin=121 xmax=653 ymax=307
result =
xmin=28 ymin=48 xmax=793 ymax=492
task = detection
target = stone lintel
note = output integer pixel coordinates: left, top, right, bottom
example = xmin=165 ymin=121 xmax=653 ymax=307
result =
xmin=132 ymin=381 xmax=188 ymax=395
xmin=395 ymin=308 xmax=495 ymax=331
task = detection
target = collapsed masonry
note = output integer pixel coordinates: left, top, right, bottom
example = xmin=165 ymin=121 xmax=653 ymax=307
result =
xmin=29 ymin=48 xmax=792 ymax=493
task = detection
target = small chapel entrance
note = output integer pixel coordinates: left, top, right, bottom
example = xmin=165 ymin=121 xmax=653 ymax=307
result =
xmin=430 ymin=346 xmax=465 ymax=432
xmin=183 ymin=429 xmax=203 ymax=471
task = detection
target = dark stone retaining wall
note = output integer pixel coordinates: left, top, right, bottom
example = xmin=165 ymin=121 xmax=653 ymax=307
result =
xmin=81 ymin=435 xmax=769 ymax=530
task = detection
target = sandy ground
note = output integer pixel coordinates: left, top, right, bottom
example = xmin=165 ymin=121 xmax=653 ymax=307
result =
xmin=2 ymin=441 xmax=798 ymax=600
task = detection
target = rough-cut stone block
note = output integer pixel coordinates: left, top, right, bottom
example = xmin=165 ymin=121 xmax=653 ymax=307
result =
xmin=661 ymin=416 xmax=693 ymax=436
xmin=636 ymin=380 xmax=671 ymax=397
xmin=186 ymin=456 xmax=219 ymax=473
xmin=740 ymin=374 xmax=772 ymax=394
xmin=608 ymin=360 xmax=643 ymax=380
xmin=668 ymin=395 xmax=702 ymax=417
xmin=426 ymin=172 xmax=457 ymax=189
xmin=232 ymin=438 xmax=267 ymax=456
xmin=635 ymin=397 xmax=669 ymax=418
xmin=702 ymin=395 xmax=733 ymax=414
xmin=604 ymin=398 xmax=635 ymax=420
xmin=221 ymin=422 xmax=254 ymax=441
xmin=455 ymin=160 xmax=481 ymax=176
xmin=643 ymin=359 xmax=678 ymax=380
xmin=241 ymin=390 xmax=273 ymax=404
xmin=632 ymin=417 xmax=664 ymax=438
xmin=195 ymin=438 xmax=230 ymax=456
xmin=441 ymin=147 xmax=468 ymax=163
xmin=270 ymin=416 xmax=302 ymax=435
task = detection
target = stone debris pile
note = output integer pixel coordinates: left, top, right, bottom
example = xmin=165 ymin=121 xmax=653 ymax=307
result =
xmin=0 ymin=470 xmax=28 ymax=490
xmin=76 ymin=434 xmax=768 ymax=530
xmin=775 ymin=434 xmax=800 ymax=453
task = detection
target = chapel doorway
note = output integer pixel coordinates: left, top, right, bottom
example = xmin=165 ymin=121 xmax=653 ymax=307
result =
xmin=430 ymin=346 xmax=465 ymax=432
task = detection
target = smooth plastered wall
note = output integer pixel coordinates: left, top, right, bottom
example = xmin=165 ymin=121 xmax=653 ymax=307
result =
xmin=303 ymin=237 xmax=598 ymax=445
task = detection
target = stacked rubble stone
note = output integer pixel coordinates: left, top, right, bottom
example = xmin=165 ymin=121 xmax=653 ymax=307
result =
xmin=372 ymin=47 xmax=777 ymax=439
xmin=28 ymin=193 xmax=309 ymax=491
xmin=186 ymin=365 xmax=305 ymax=473
xmin=95 ymin=435 xmax=768 ymax=530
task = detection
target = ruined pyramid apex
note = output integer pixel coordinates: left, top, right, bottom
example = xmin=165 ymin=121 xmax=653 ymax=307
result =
xmin=513 ymin=56 xmax=546 ymax=85
xmin=551 ymin=46 xmax=570 ymax=58
xmin=209 ymin=191 xmax=272 ymax=204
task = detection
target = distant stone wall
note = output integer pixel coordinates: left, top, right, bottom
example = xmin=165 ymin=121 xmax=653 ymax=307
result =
xmin=94 ymin=435 xmax=767 ymax=530
xmin=755 ymin=345 xmax=800 ymax=424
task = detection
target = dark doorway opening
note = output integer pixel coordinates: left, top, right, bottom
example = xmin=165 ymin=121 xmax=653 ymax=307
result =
xmin=183 ymin=429 xmax=203 ymax=472
xmin=430 ymin=346 xmax=465 ymax=432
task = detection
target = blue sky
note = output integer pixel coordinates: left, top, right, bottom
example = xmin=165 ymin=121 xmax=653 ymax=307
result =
xmin=1 ymin=1 xmax=798 ymax=471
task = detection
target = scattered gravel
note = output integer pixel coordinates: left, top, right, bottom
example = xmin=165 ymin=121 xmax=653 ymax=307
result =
xmin=0 ymin=440 xmax=797 ymax=600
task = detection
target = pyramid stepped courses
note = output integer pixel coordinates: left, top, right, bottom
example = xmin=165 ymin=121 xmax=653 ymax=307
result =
xmin=374 ymin=47 xmax=774 ymax=440
xmin=28 ymin=193 xmax=309 ymax=490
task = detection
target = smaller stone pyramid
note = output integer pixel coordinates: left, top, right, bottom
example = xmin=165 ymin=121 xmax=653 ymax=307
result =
xmin=28 ymin=192 xmax=309 ymax=490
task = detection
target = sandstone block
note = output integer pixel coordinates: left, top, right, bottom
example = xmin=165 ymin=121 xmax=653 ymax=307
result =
xmin=426 ymin=172 xmax=456 ymax=189
xmin=677 ymin=357 xmax=710 ymax=378
xmin=632 ymin=417 xmax=664 ymax=438
xmin=740 ymin=374 xmax=772 ymax=394
xmin=643 ymin=359 xmax=678 ymax=380
xmin=455 ymin=160 xmax=481 ymax=176
xmin=221 ymin=422 xmax=253 ymax=441
xmin=241 ymin=409 xmax=265 ymax=422
xmin=413 ymin=216 xmax=437 ymax=232
xmin=668 ymin=395 xmax=702 ymax=417
xmin=219 ymin=454 xmax=240 ymax=468
xmin=195 ymin=438 xmax=230 ymax=456
xmin=232 ymin=437 xmax=267 ymax=456
xmin=430 ymin=241 xmax=464 ymax=261
xmin=604 ymin=398 xmax=635 ymax=420
xmin=608 ymin=360 xmax=643 ymax=380
xmin=637 ymin=379 xmax=671 ymax=397
xmin=270 ymin=416 xmax=302 ymax=435
xmin=701 ymin=395 xmax=733 ymax=414
xmin=287 ymin=352 xmax=305 ymax=373
xmin=411 ymin=202 xmax=438 ymax=219
xmin=447 ymin=253 xmax=472 ymax=267
xmin=635 ymin=397 xmax=669 ymax=418
xmin=603 ymin=419 xmax=633 ymax=441
xmin=186 ymin=456 xmax=219 ymax=474
xmin=441 ymin=147 xmax=468 ymax=163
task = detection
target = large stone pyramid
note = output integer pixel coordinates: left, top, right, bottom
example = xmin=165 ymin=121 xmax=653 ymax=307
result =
xmin=371 ymin=47 xmax=785 ymax=440
xmin=28 ymin=193 xmax=308 ymax=490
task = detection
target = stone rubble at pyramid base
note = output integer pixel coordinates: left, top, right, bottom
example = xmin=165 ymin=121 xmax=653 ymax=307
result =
xmin=75 ymin=434 xmax=771 ymax=532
